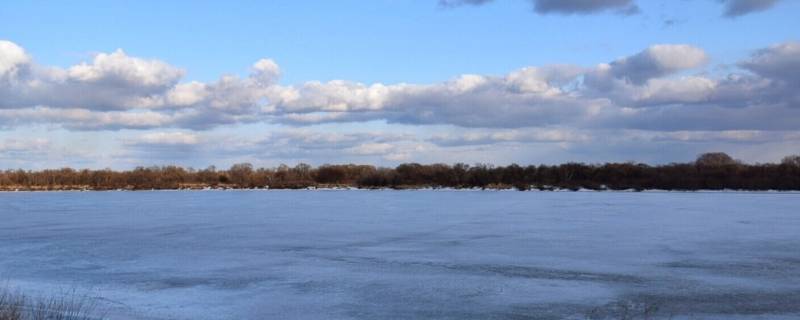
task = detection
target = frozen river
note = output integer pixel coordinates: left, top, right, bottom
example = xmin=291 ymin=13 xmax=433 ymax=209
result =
xmin=1 ymin=190 xmax=799 ymax=319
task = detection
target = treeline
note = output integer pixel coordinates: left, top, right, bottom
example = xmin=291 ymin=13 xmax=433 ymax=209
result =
xmin=2 ymin=153 xmax=800 ymax=191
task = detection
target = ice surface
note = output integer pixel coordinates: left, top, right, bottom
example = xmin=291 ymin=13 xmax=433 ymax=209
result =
xmin=0 ymin=190 xmax=799 ymax=319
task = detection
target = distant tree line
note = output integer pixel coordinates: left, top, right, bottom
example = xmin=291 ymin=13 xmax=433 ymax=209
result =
xmin=2 ymin=152 xmax=800 ymax=191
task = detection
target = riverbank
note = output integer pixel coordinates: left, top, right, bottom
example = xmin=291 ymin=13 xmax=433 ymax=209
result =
xmin=4 ymin=155 xmax=800 ymax=192
xmin=2 ymin=184 xmax=800 ymax=192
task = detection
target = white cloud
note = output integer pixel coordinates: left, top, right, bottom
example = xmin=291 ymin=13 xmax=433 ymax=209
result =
xmin=0 ymin=39 xmax=799 ymax=139
xmin=0 ymin=40 xmax=31 ymax=79
xmin=66 ymin=49 xmax=184 ymax=89
xmin=266 ymin=66 xmax=604 ymax=128
xmin=0 ymin=137 xmax=49 ymax=152
xmin=0 ymin=107 xmax=175 ymax=130
xmin=599 ymin=44 xmax=708 ymax=85
xmin=165 ymin=82 xmax=210 ymax=107
xmin=347 ymin=142 xmax=394 ymax=155
xmin=635 ymin=76 xmax=717 ymax=105
xmin=250 ymin=59 xmax=281 ymax=85
xmin=739 ymin=41 xmax=800 ymax=84
xmin=505 ymin=65 xmax=583 ymax=95
xmin=269 ymin=80 xmax=392 ymax=113
xmin=429 ymin=128 xmax=590 ymax=146
xmin=130 ymin=132 xmax=200 ymax=146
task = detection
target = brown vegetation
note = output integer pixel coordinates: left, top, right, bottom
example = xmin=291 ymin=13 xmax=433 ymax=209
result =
xmin=0 ymin=288 xmax=99 ymax=320
xmin=2 ymin=153 xmax=800 ymax=191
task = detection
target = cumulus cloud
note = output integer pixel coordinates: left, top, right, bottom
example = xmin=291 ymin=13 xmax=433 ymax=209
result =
xmin=631 ymin=76 xmax=717 ymax=105
xmin=0 ymin=40 xmax=31 ymax=80
xmin=165 ymin=82 xmax=210 ymax=107
xmin=0 ymin=47 xmax=184 ymax=111
xmin=1 ymin=39 xmax=800 ymax=137
xmin=721 ymin=0 xmax=780 ymax=17
xmin=532 ymin=0 xmax=639 ymax=15
xmin=266 ymin=65 xmax=601 ymax=128
xmin=739 ymin=41 xmax=800 ymax=84
xmin=66 ymin=49 xmax=183 ymax=90
xmin=596 ymin=44 xmax=708 ymax=85
xmin=733 ymin=41 xmax=800 ymax=108
xmin=260 ymin=45 xmax=713 ymax=130
xmin=250 ymin=59 xmax=281 ymax=85
xmin=0 ymin=40 xmax=280 ymax=131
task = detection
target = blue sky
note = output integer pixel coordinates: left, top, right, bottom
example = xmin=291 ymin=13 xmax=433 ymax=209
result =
xmin=4 ymin=0 xmax=797 ymax=83
xmin=1 ymin=0 xmax=799 ymax=169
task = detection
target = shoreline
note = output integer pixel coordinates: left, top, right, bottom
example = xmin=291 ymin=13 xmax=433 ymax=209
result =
xmin=2 ymin=186 xmax=800 ymax=193
xmin=5 ymin=155 xmax=799 ymax=193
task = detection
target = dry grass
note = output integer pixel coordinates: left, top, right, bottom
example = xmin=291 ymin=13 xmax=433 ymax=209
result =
xmin=0 ymin=288 xmax=101 ymax=320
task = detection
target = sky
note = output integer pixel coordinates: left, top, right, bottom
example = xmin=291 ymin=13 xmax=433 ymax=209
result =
xmin=0 ymin=0 xmax=799 ymax=169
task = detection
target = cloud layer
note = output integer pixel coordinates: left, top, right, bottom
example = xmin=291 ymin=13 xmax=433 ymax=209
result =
xmin=1 ymin=40 xmax=799 ymax=133
xmin=1 ymin=39 xmax=799 ymax=167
